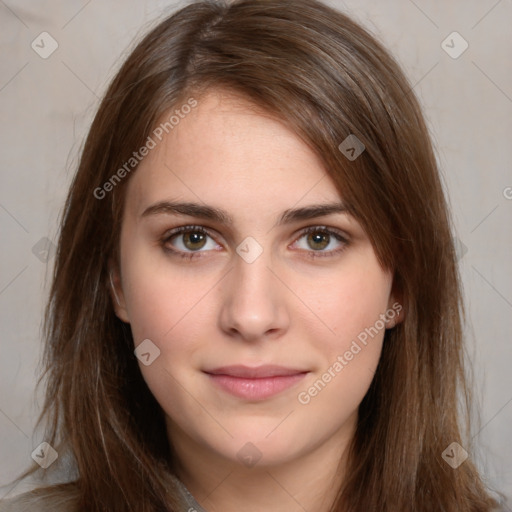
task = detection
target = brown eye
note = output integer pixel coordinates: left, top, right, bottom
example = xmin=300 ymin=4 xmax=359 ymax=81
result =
xmin=182 ymin=231 xmax=207 ymax=250
xmin=163 ymin=226 xmax=219 ymax=255
xmin=292 ymin=226 xmax=348 ymax=257
xmin=306 ymin=231 xmax=330 ymax=251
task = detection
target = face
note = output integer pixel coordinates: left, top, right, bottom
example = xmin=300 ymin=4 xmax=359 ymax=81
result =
xmin=110 ymin=89 xmax=400 ymax=471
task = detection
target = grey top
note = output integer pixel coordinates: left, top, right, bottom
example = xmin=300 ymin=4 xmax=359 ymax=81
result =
xmin=0 ymin=475 xmax=207 ymax=512
xmin=0 ymin=479 xmax=508 ymax=511
xmin=170 ymin=474 xmax=208 ymax=512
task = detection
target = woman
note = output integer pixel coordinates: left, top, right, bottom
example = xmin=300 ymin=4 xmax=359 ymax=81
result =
xmin=0 ymin=0 xmax=506 ymax=510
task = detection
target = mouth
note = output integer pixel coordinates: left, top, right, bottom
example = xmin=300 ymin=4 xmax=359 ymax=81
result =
xmin=203 ymin=365 xmax=309 ymax=401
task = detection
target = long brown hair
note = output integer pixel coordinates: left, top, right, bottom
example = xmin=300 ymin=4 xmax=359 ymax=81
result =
xmin=8 ymin=0 xmax=501 ymax=510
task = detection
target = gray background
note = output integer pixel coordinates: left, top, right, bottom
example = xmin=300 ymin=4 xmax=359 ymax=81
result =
xmin=1 ymin=0 xmax=511 ymax=503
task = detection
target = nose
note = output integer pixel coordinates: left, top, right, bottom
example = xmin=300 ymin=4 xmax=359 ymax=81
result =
xmin=218 ymin=248 xmax=290 ymax=342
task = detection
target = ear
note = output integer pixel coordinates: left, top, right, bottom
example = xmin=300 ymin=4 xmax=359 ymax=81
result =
xmin=385 ymin=279 xmax=405 ymax=329
xmin=108 ymin=259 xmax=130 ymax=323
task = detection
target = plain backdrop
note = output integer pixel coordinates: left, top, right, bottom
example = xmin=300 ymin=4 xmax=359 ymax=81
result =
xmin=1 ymin=0 xmax=511 ymax=503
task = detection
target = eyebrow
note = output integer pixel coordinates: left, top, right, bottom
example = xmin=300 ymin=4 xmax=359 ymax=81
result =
xmin=140 ymin=200 xmax=348 ymax=226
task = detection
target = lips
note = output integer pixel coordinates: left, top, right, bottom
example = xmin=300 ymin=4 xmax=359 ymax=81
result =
xmin=205 ymin=364 xmax=308 ymax=378
xmin=203 ymin=365 xmax=309 ymax=400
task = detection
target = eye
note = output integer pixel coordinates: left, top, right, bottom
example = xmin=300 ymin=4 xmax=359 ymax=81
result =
xmin=161 ymin=225 xmax=221 ymax=257
xmin=291 ymin=226 xmax=348 ymax=257
xmin=160 ymin=225 xmax=349 ymax=260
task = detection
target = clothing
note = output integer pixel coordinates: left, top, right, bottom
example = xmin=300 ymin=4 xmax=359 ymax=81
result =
xmin=0 ymin=479 xmax=508 ymax=511
xmin=169 ymin=473 xmax=209 ymax=512
xmin=0 ymin=475 xmax=206 ymax=512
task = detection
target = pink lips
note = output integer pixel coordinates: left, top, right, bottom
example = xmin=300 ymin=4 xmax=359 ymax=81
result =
xmin=204 ymin=365 xmax=309 ymax=401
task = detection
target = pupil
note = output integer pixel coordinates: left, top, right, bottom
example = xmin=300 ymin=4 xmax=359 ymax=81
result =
xmin=185 ymin=232 xmax=206 ymax=250
xmin=308 ymin=232 xmax=329 ymax=250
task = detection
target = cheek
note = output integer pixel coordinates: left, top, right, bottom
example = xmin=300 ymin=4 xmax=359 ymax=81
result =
xmin=295 ymin=270 xmax=390 ymax=413
xmin=120 ymin=242 xmax=215 ymax=343
xmin=300 ymin=263 xmax=392 ymax=351
xmin=121 ymin=255 xmax=212 ymax=419
xmin=120 ymin=249 xmax=219 ymax=411
xmin=293 ymin=260 xmax=392 ymax=408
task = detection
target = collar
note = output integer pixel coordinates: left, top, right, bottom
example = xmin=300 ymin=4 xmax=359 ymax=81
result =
xmin=168 ymin=473 xmax=209 ymax=512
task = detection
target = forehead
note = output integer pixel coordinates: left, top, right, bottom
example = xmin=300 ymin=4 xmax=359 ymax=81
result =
xmin=124 ymin=89 xmax=342 ymax=220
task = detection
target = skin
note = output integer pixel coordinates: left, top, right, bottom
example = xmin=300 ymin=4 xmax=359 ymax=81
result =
xmin=110 ymin=89 xmax=402 ymax=512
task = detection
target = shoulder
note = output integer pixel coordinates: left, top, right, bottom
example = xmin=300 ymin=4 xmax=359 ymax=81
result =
xmin=0 ymin=483 xmax=79 ymax=512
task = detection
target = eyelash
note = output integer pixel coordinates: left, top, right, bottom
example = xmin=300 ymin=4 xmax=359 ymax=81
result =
xmin=160 ymin=225 xmax=349 ymax=261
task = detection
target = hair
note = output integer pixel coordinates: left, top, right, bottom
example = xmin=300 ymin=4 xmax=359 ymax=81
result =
xmin=5 ymin=0 xmax=502 ymax=510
